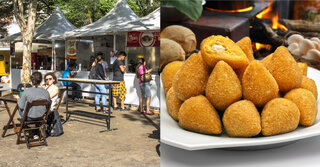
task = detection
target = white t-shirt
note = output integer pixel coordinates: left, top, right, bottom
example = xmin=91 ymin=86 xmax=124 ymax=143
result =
xmin=45 ymin=84 xmax=59 ymax=111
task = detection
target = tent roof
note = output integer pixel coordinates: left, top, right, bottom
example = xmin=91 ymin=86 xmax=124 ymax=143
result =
xmin=78 ymin=8 xmax=160 ymax=37
xmin=117 ymin=7 xmax=160 ymax=32
xmin=0 ymin=7 xmax=75 ymax=41
xmin=65 ymin=0 xmax=139 ymax=38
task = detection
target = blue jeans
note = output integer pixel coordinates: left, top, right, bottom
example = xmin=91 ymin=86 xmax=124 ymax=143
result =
xmin=95 ymin=84 xmax=107 ymax=109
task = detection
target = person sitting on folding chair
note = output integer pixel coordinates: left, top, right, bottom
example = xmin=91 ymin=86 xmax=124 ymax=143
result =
xmin=16 ymin=72 xmax=51 ymax=121
xmin=43 ymin=72 xmax=59 ymax=111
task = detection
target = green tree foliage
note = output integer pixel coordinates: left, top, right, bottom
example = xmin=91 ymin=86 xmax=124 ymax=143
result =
xmin=0 ymin=0 xmax=13 ymax=38
xmin=128 ymin=0 xmax=160 ymax=17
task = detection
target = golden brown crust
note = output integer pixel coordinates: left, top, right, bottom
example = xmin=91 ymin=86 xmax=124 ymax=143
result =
xmin=173 ymin=53 xmax=210 ymax=101
xmin=160 ymin=25 xmax=197 ymax=53
xmin=300 ymin=76 xmax=318 ymax=99
xmin=236 ymin=36 xmax=255 ymax=62
xmin=284 ymin=88 xmax=318 ymax=126
xmin=160 ymin=38 xmax=185 ymax=69
xmin=261 ymin=98 xmax=300 ymax=136
xmin=200 ymin=35 xmax=249 ymax=68
xmin=242 ymin=60 xmax=279 ymax=107
xmin=265 ymin=46 xmax=302 ymax=92
xmin=179 ymin=95 xmax=222 ymax=134
xmin=298 ymin=62 xmax=308 ymax=76
xmin=205 ymin=61 xmax=242 ymax=111
xmin=161 ymin=61 xmax=184 ymax=94
xmin=223 ymin=100 xmax=261 ymax=137
xmin=261 ymin=53 xmax=273 ymax=68
xmin=166 ymin=87 xmax=183 ymax=121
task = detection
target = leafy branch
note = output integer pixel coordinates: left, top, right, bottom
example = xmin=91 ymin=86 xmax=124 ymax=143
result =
xmin=162 ymin=0 xmax=203 ymax=21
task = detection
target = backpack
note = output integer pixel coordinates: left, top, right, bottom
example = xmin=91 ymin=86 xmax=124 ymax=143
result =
xmin=89 ymin=65 xmax=98 ymax=79
xmin=46 ymin=109 xmax=64 ymax=137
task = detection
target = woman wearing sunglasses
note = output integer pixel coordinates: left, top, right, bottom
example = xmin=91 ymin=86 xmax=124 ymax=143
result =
xmin=43 ymin=72 xmax=59 ymax=111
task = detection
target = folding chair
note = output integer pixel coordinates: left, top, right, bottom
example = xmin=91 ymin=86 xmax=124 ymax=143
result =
xmin=16 ymin=99 xmax=51 ymax=149
xmin=55 ymin=89 xmax=66 ymax=111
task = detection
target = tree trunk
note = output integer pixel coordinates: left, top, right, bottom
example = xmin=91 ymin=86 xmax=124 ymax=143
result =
xmin=21 ymin=34 xmax=32 ymax=84
xmin=14 ymin=0 xmax=37 ymax=84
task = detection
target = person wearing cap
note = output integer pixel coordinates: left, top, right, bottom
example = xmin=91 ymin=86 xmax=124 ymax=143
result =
xmin=112 ymin=51 xmax=127 ymax=111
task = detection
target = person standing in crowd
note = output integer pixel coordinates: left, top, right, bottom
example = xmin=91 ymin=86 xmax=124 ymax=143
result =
xmin=43 ymin=72 xmax=59 ymax=111
xmin=62 ymin=63 xmax=81 ymax=101
xmin=97 ymin=53 xmax=109 ymax=78
xmin=16 ymin=72 xmax=51 ymax=120
xmin=94 ymin=56 xmax=109 ymax=113
xmin=112 ymin=51 xmax=127 ymax=111
xmin=86 ymin=56 xmax=96 ymax=71
xmin=136 ymin=58 xmax=153 ymax=115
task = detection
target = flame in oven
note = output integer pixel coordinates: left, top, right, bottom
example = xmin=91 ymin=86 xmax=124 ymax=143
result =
xmin=256 ymin=2 xmax=288 ymax=31
xmin=253 ymin=43 xmax=272 ymax=52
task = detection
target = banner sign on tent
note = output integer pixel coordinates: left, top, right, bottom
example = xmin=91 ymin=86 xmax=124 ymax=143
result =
xmin=127 ymin=31 xmax=160 ymax=47
xmin=66 ymin=40 xmax=77 ymax=59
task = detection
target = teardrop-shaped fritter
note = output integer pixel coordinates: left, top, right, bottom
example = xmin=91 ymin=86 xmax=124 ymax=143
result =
xmin=236 ymin=36 xmax=255 ymax=62
xmin=179 ymin=95 xmax=222 ymax=134
xmin=173 ymin=52 xmax=210 ymax=101
xmin=300 ymin=76 xmax=318 ymax=99
xmin=161 ymin=61 xmax=184 ymax=94
xmin=261 ymin=98 xmax=300 ymax=136
xmin=265 ymin=46 xmax=302 ymax=92
xmin=242 ymin=60 xmax=279 ymax=107
xmin=166 ymin=87 xmax=183 ymax=121
xmin=298 ymin=62 xmax=308 ymax=76
xmin=284 ymin=88 xmax=318 ymax=126
xmin=223 ymin=100 xmax=261 ymax=137
xmin=261 ymin=53 xmax=273 ymax=68
xmin=200 ymin=35 xmax=249 ymax=69
xmin=206 ymin=61 xmax=242 ymax=111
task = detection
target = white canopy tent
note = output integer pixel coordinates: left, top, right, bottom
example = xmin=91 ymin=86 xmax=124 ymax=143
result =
xmin=65 ymin=0 xmax=139 ymax=45
xmin=72 ymin=7 xmax=160 ymax=38
xmin=0 ymin=7 xmax=76 ymax=71
xmin=116 ymin=7 xmax=160 ymax=32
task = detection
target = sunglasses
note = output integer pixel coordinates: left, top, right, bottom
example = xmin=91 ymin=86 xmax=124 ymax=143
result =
xmin=45 ymin=78 xmax=53 ymax=81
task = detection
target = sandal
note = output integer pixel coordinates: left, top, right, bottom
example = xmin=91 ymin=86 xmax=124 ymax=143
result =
xmin=145 ymin=111 xmax=154 ymax=115
xmin=140 ymin=110 xmax=146 ymax=114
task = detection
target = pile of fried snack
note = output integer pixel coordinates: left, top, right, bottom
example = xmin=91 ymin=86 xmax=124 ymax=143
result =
xmin=160 ymin=25 xmax=318 ymax=138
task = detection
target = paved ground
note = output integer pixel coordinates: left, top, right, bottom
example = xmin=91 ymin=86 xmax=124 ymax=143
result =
xmin=0 ymin=96 xmax=160 ymax=167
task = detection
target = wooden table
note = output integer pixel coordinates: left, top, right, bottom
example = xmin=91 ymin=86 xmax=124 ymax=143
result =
xmin=57 ymin=78 xmax=121 ymax=131
xmin=0 ymin=94 xmax=19 ymax=137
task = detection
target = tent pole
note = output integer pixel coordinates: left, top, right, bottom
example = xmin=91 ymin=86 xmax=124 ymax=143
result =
xmin=52 ymin=40 xmax=55 ymax=71
xmin=113 ymin=33 xmax=116 ymax=51
xmin=65 ymin=40 xmax=67 ymax=70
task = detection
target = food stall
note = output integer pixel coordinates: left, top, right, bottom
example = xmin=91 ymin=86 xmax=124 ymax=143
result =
xmin=65 ymin=0 xmax=160 ymax=108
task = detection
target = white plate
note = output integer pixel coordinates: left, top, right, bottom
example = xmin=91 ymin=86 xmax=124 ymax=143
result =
xmin=160 ymin=67 xmax=320 ymax=151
